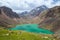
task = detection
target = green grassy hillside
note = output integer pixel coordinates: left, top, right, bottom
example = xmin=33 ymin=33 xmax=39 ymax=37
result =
xmin=0 ymin=28 xmax=58 ymax=40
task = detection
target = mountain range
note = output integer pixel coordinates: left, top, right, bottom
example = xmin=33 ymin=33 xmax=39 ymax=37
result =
xmin=0 ymin=5 xmax=60 ymax=38
xmin=18 ymin=5 xmax=48 ymax=19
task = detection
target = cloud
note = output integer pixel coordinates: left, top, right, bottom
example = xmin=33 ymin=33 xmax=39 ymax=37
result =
xmin=42 ymin=0 xmax=60 ymax=8
xmin=0 ymin=0 xmax=60 ymax=13
xmin=51 ymin=0 xmax=60 ymax=4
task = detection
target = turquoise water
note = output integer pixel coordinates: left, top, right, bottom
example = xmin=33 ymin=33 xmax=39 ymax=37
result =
xmin=9 ymin=24 xmax=54 ymax=34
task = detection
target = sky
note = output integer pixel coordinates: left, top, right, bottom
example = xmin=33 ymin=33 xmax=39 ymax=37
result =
xmin=0 ymin=0 xmax=60 ymax=13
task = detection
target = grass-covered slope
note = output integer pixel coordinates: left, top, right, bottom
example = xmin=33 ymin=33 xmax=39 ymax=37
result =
xmin=0 ymin=28 xmax=58 ymax=40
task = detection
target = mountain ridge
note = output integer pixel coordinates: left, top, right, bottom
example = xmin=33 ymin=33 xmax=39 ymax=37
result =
xmin=0 ymin=6 xmax=20 ymax=27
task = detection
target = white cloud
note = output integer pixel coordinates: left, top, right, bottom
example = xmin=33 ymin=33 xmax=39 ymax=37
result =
xmin=0 ymin=0 xmax=60 ymax=13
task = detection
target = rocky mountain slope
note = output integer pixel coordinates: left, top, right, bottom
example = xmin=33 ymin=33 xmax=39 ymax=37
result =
xmin=38 ymin=6 xmax=60 ymax=30
xmin=38 ymin=6 xmax=60 ymax=37
xmin=0 ymin=6 xmax=20 ymax=27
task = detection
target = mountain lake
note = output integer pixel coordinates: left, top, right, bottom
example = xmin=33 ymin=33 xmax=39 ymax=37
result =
xmin=9 ymin=24 xmax=54 ymax=34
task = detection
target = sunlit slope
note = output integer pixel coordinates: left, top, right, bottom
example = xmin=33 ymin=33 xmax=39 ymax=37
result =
xmin=0 ymin=28 xmax=58 ymax=40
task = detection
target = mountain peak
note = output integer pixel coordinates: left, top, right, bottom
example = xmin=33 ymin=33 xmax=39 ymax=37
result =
xmin=29 ymin=5 xmax=48 ymax=16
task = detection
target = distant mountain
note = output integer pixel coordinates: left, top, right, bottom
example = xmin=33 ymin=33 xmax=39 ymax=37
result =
xmin=29 ymin=5 xmax=48 ymax=17
xmin=0 ymin=6 xmax=20 ymax=27
xmin=18 ymin=5 xmax=48 ymax=18
xmin=19 ymin=11 xmax=28 ymax=18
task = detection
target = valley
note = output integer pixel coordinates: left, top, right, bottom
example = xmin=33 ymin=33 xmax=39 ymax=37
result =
xmin=0 ymin=5 xmax=60 ymax=40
